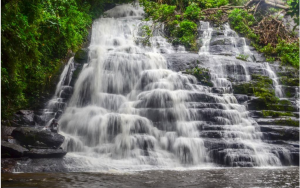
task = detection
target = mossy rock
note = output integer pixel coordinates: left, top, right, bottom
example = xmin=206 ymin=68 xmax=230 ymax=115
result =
xmin=267 ymin=104 xmax=298 ymax=112
xmin=232 ymin=83 xmax=253 ymax=95
xmin=247 ymin=98 xmax=268 ymax=110
xmin=262 ymin=110 xmax=294 ymax=118
xmin=74 ymin=49 xmax=89 ymax=64
xmin=274 ymin=118 xmax=299 ymax=127
xmin=280 ymin=77 xmax=299 ymax=86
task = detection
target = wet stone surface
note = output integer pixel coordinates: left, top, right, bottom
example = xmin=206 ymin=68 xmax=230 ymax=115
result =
xmin=2 ymin=167 xmax=299 ymax=188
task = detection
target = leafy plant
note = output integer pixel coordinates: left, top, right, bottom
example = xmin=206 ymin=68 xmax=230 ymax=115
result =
xmin=1 ymin=0 xmax=134 ymax=119
xmin=186 ymin=66 xmax=213 ymax=86
xmin=228 ymin=9 xmax=259 ymax=41
xmin=140 ymin=25 xmax=153 ymax=46
xmin=287 ymin=0 xmax=299 ymax=30
xmin=236 ymin=54 xmax=249 ymax=61
xmin=184 ymin=3 xmax=201 ymax=21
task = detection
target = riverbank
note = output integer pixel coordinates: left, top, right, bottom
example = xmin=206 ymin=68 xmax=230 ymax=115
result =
xmin=2 ymin=167 xmax=299 ymax=188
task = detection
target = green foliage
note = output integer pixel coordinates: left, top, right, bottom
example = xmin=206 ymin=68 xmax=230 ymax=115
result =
xmin=228 ymin=0 xmax=248 ymax=6
xmin=236 ymin=54 xmax=249 ymax=61
xmin=279 ymin=77 xmax=299 ymax=86
xmin=142 ymin=0 xmax=176 ymax=21
xmin=229 ymin=8 xmax=299 ymax=69
xmin=140 ymin=25 xmax=153 ymax=46
xmin=206 ymin=10 xmax=224 ymax=26
xmin=228 ymin=9 xmax=259 ymax=41
xmin=266 ymin=57 xmax=275 ymax=62
xmin=287 ymin=0 xmax=299 ymax=30
xmin=177 ymin=20 xmax=198 ymax=49
xmin=141 ymin=0 xmax=202 ymax=50
xmin=233 ymin=74 xmax=279 ymax=107
xmin=1 ymin=0 xmax=133 ymax=119
xmin=184 ymin=3 xmax=201 ymax=21
xmin=196 ymin=0 xmax=228 ymax=9
xmin=260 ymin=40 xmax=299 ymax=68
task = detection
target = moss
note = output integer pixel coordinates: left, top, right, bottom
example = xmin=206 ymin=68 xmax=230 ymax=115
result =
xmin=186 ymin=66 xmax=213 ymax=87
xmin=268 ymin=104 xmax=297 ymax=112
xmin=262 ymin=110 xmax=294 ymax=118
xmin=275 ymin=118 xmax=299 ymax=127
xmin=232 ymin=83 xmax=253 ymax=95
xmin=280 ymin=77 xmax=299 ymax=86
xmin=74 ymin=49 xmax=88 ymax=64
xmin=233 ymin=74 xmax=278 ymax=107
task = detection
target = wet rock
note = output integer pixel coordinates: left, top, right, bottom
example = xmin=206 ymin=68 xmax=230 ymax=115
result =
xmin=164 ymin=53 xmax=200 ymax=72
xmin=210 ymin=38 xmax=233 ymax=46
xmin=209 ymin=45 xmax=236 ymax=56
xmin=247 ymin=98 xmax=267 ymax=110
xmin=1 ymin=141 xmax=28 ymax=158
xmin=282 ymin=86 xmax=298 ymax=98
xmin=74 ymin=49 xmax=89 ymax=64
xmin=257 ymin=117 xmax=299 ymax=127
xmin=11 ymin=127 xmax=65 ymax=148
xmin=261 ymin=125 xmax=299 ymax=141
xmin=25 ymin=148 xmax=67 ymax=158
xmin=33 ymin=114 xmax=45 ymax=125
xmin=251 ymin=51 xmax=266 ymax=62
xmin=235 ymin=38 xmax=246 ymax=47
xmin=11 ymin=110 xmax=35 ymax=127
xmin=1 ymin=158 xmax=19 ymax=173
xmin=1 ymin=126 xmax=16 ymax=139
xmin=211 ymin=30 xmax=224 ymax=37
xmin=249 ymin=110 xmax=264 ymax=118
xmin=248 ymin=66 xmax=264 ymax=75
xmin=280 ymin=77 xmax=299 ymax=87
xmin=234 ymin=94 xmax=249 ymax=104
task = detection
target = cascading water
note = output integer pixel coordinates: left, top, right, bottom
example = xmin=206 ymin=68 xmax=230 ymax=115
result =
xmin=262 ymin=62 xmax=284 ymax=98
xmin=40 ymin=58 xmax=75 ymax=126
xmin=46 ymin=4 xmax=296 ymax=171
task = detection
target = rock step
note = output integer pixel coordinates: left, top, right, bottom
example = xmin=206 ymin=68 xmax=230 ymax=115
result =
xmin=1 ymin=141 xmax=28 ymax=158
xmin=249 ymin=110 xmax=298 ymax=118
xmin=11 ymin=127 xmax=65 ymax=148
xmin=260 ymin=125 xmax=299 ymax=141
xmin=25 ymin=148 xmax=67 ymax=158
xmin=256 ymin=117 xmax=299 ymax=126
xmin=199 ymin=130 xmax=260 ymax=139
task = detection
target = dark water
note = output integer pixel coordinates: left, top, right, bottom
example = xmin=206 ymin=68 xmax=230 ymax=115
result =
xmin=2 ymin=167 xmax=299 ymax=188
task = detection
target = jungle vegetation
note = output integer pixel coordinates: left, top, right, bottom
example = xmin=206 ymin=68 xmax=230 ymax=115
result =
xmin=1 ymin=0 xmax=133 ymax=119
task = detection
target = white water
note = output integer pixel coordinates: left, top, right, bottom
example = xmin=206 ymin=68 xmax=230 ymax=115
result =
xmin=54 ymin=4 xmax=291 ymax=171
xmin=263 ymin=62 xmax=284 ymax=98
xmin=40 ymin=58 xmax=75 ymax=124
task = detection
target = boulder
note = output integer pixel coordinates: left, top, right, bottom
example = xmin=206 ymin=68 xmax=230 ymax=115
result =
xmin=38 ymin=130 xmax=65 ymax=148
xmin=1 ymin=126 xmax=16 ymax=136
xmin=25 ymin=148 xmax=67 ymax=158
xmin=11 ymin=110 xmax=35 ymax=127
xmin=1 ymin=141 xmax=28 ymax=158
xmin=11 ymin=127 xmax=65 ymax=148
xmin=247 ymin=97 xmax=267 ymax=110
xmin=234 ymin=94 xmax=249 ymax=104
xmin=74 ymin=49 xmax=89 ymax=64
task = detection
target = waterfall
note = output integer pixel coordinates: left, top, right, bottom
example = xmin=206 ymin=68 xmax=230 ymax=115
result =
xmin=48 ymin=4 xmax=294 ymax=171
xmin=262 ymin=62 xmax=284 ymax=98
xmin=40 ymin=58 xmax=75 ymax=126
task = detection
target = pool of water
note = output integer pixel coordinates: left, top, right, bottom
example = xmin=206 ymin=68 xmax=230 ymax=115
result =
xmin=2 ymin=167 xmax=299 ymax=188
